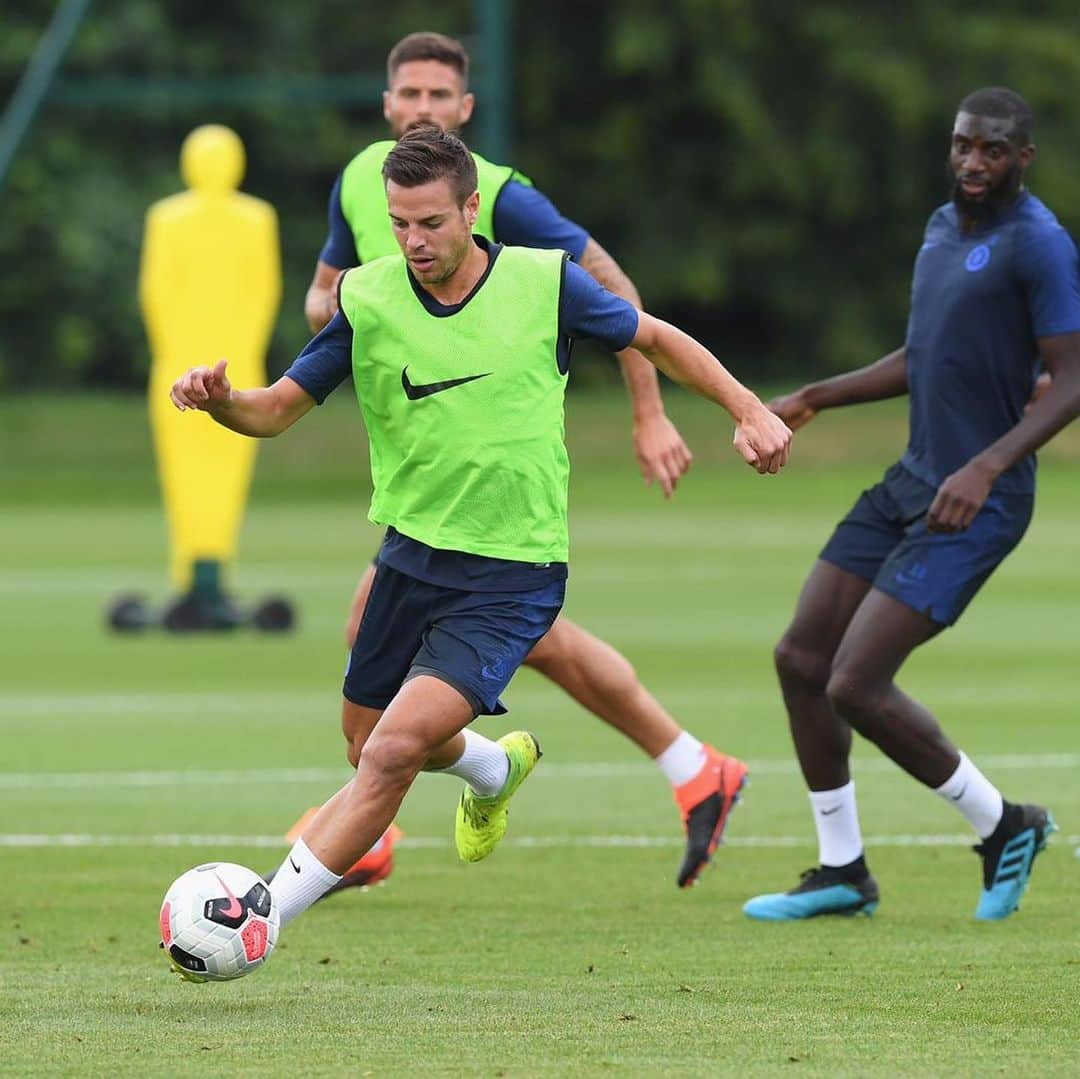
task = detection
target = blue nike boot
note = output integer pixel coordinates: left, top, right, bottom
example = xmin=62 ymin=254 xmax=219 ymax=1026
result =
xmin=974 ymin=802 xmax=1056 ymax=921
xmin=743 ymin=858 xmax=879 ymax=921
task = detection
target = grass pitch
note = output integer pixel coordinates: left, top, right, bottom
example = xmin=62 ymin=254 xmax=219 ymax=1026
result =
xmin=1 ymin=392 xmax=1078 ymax=1076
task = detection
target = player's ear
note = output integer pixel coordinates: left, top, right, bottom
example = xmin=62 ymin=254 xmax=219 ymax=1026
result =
xmin=464 ymin=189 xmax=480 ymax=228
xmin=460 ymin=92 xmax=475 ymax=125
xmin=382 ymin=90 xmax=393 ymax=124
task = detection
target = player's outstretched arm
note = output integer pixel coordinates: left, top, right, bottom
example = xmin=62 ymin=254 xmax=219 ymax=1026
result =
xmin=170 ymin=360 xmax=316 ymax=437
xmin=630 ymin=312 xmax=792 ymax=474
xmin=769 ymin=346 xmax=909 ymax=430
xmin=578 ymin=239 xmax=692 ymax=497
xmin=928 ymin=332 xmax=1080 ymax=533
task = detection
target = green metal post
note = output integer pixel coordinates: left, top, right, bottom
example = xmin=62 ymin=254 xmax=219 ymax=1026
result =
xmin=0 ymin=0 xmax=94 ymax=193
xmin=475 ymin=0 xmax=513 ymax=161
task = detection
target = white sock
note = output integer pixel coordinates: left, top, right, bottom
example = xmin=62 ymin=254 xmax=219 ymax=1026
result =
xmin=268 ymin=838 xmax=342 ymax=927
xmin=934 ymin=751 xmax=1003 ymax=839
xmin=655 ymin=731 xmax=706 ymax=787
xmin=809 ymin=781 xmax=863 ymax=867
xmin=434 ymin=729 xmax=509 ymax=797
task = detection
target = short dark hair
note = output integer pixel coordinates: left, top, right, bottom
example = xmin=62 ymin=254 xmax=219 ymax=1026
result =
xmin=957 ymin=87 xmax=1034 ymax=145
xmin=382 ymin=122 xmax=478 ymax=207
xmin=387 ymin=32 xmax=469 ymax=85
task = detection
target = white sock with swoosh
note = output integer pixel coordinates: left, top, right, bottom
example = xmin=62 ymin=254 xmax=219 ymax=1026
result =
xmin=934 ymin=751 xmax=1003 ymax=839
xmin=809 ymin=781 xmax=863 ymax=868
xmin=268 ymin=838 xmax=342 ymax=927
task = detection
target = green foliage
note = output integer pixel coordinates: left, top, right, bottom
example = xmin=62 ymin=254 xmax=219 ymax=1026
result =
xmin=3 ymin=2 xmax=1080 ymax=388
xmin=516 ymin=1 xmax=1080 ymax=373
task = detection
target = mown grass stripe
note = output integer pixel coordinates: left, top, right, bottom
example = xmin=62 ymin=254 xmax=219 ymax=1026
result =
xmin=3 ymin=831 xmax=1077 ymax=849
xmin=0 ymin=752 xmax=1076 ymax=790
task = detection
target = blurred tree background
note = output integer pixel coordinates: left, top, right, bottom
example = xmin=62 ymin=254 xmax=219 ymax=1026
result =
xmin=2 ymin=0 xmax=1080 ymax=390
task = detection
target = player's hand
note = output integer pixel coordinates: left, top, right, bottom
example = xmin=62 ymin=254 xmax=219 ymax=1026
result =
xmin=1025 ymin=372 xmax=1051 ymax=414
xmin=633 ymin=412 xmax=693 ymax=498
xmin=170 ymin=359 xmax=233 ymax=412
xmin=927 ymin=460 xmax=995 ymax=533
xmin=733 ymin=400 xmax=793 ymax=474
xmin=767 ymin=388 xmax=817 ymax=431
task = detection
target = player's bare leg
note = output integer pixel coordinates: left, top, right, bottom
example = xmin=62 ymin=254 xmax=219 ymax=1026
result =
xmin=825 ymin=588 xmax=954 ymax=786
xmin=349 ymin=563 xmax=687 ymax=762
xmin=825 ymin=588 xmax=1056 ymax=919
xmin=745 ymin=560 xmax=882 ymax=919
xmin=292 ymin=700 xmax=469 ymax=897
xmin=342 ymin=562 xmax=746 ymax=886
xmin=269 ymin=676 xmax=476 ymax=924
xmin=749 ymin=564 xmax=1047 ymax=921
xmin=524 ymin=616 xmax=747 ymax=885
xmin=342 ymin=699 xmax=463 ymax=770
xmin=767 ymin=562 xmax=953 ymax=912
xmin=524 ymin=617 xmax=680 ymax=756
xmin=773 ymin=560 xmax=874 ymax=791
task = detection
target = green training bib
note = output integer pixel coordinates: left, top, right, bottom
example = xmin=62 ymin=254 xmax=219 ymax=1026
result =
xmin=340 ymin=245 xmax=570 ymax=562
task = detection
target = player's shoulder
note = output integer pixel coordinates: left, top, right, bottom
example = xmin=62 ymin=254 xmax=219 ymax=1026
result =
xmin=342 ymin=140 xmax=397 ymax=176
xmin=1006 ymin=193 xmax=1079 ymax=275
xmin=496 ymin=245 xmax=570 ymax=290
xmin=498 ymin=243 xmax=568 ymax=266
xmin=339 ymin=255 xmax=405 ymax=327
xmin=923 ymin=201 xmax=957 ymax=237
xmin=1012 ymin=193 xmax=1071 ymax=241
xmin=342 ymin=252 xmax=404 ymax=287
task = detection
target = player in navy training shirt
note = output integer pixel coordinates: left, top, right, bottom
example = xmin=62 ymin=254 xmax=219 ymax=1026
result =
xmin=286 ymin=32 xmax=752 ymax=898
xmin=742 ymin=88 xmax=1080 ymax=923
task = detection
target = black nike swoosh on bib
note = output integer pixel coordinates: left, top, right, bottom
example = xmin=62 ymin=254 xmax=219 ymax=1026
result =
xmin=401 ymin=366 xmax=492 ymax=400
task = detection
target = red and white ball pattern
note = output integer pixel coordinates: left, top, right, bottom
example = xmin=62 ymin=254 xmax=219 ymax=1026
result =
xmin=160 ymin=862 xmax=279 ymax=981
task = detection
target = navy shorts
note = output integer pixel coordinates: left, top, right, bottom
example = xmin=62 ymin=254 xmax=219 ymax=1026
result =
xmin=343 ymin=563 xmax=565 ymax=715
xmin=820 ymin=462 xmax=1033 ymax=626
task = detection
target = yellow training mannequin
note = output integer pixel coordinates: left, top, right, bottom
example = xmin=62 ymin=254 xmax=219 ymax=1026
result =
xmin=140 ymin=125 xmax=281 ymax=592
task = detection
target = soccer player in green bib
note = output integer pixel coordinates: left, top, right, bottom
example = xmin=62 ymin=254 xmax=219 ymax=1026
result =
xmin=169 ymin=125 xmax=792 ymax=931
xmin=296 ymin=31 xmax=762 ymax=892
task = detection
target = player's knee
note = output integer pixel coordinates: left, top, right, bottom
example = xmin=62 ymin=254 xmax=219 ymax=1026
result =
xmin=358 ymin=728 xmax=426 ymax=789
xmin=825 ymin=665 xmax=883 ymax=729
xmin=774 ymin=634 xmax=830 ymax=694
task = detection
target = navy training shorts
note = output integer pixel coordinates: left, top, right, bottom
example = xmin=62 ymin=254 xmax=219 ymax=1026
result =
xmin=343 ymin=562 xmax=565 ymax=715
xmin=819 ymin=462 xmax=1033 ymax=626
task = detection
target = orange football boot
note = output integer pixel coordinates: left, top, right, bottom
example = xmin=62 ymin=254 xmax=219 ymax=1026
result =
xmin=673 ymin=747 xmax=748 ymax=888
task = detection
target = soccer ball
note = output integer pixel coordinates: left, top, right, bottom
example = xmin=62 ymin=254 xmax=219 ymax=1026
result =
xmin=159 ymin=862 xmax=279 ymax=982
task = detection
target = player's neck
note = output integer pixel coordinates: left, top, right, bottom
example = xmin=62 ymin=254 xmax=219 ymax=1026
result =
xmin=421 ymin=238 xmax=489 ymax=305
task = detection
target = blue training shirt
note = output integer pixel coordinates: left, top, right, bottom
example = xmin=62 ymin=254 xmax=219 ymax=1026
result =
xmin=903 ymin=192 xmax=1080 ymax=494
xmin=320 ymin=174 xmax=590 ymax=269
